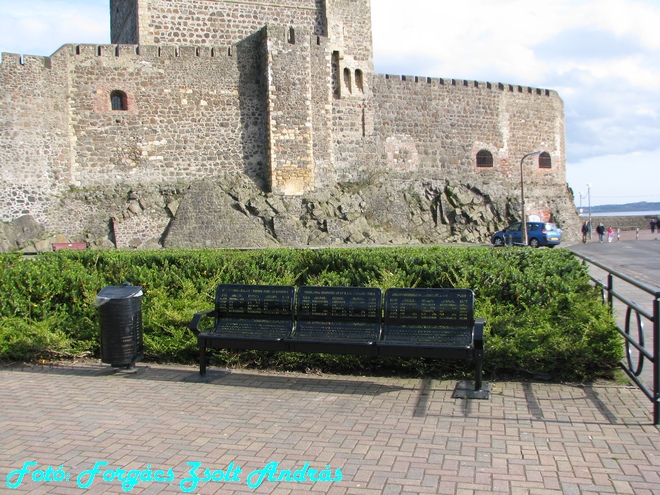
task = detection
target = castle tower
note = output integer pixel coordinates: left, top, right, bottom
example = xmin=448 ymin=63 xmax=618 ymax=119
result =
xmin=109 ymin=0 xmax=374 ymax=194
xmin=110 ymin=0 xmax=373 ymax=69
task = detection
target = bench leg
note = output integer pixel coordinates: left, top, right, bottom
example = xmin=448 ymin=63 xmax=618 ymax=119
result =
xmin=474 ymin=351 xmax=484 ymax=391
xmin=200 ymin=339 xmax=207 ymax=376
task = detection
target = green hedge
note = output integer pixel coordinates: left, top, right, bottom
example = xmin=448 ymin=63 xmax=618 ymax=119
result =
xmin=0 ymin=247 xmax=622 ymax=381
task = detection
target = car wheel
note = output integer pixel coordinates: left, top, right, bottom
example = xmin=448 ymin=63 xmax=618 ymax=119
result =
xmin=493 ymin=237 xmax=504 ymax=247
xmin=529 ymin=238 xmax=540 ymax=248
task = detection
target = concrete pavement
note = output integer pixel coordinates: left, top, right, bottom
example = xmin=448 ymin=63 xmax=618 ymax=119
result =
xmin=1 ymin=361 xmax=659 ymax=495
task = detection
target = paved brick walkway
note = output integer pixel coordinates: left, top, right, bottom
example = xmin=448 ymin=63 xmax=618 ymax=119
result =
xmin=1 ymin=363 xmax=659 ymax=494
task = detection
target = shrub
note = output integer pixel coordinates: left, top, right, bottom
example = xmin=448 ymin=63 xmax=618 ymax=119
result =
xmin=0 ymin=247 xmax=621 ymax=381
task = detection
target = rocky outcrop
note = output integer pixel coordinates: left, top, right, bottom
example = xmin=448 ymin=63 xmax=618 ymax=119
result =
xmin=161 ymin=175 xmax=580 ymax=248
xmin=0 ymin=174 xmax=581 ymax=252
xmin=0 ymin=215 xmax=45 ymax=252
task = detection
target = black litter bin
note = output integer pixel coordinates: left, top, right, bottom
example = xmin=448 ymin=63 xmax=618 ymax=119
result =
xmin=504 ymin=234 xmax=513 ymax=247
xmin=97 ymin=285 xmax=144 ymax=369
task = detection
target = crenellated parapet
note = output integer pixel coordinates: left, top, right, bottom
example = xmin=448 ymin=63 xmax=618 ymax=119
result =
xmin=0 ymin=53 xmax=53 ymax=70
xmin=375 ymin=73 xmax=557 ymax=98
xmin=50 ymin=42 xmax=240 ymax=63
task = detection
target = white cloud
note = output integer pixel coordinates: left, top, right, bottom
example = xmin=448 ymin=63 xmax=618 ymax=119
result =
xmin=0 ymin=0 xmax=108 ymax=57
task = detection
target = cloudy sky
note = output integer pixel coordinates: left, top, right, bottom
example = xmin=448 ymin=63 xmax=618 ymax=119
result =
xmin=1 ymin=0 xmax=659 ymax=207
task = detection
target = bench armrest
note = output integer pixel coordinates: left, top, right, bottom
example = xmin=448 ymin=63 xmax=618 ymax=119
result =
xmin=189 ymin=309 xmax=216 ymax=336
xmin=473 ymin=318 xmax=486 ymax=352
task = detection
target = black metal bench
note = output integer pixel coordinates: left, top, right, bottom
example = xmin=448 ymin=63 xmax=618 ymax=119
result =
xmin=189 ymin=284 xmax=487 ymax=398
xmin=381 ymin=288 xmax=486 ymax=397
xmin=190 ymin=284 xmax=295 ymax=376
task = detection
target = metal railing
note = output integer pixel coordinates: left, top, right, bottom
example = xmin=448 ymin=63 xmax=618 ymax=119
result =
xmin=573 ymin=252 xmax=660 ymax=424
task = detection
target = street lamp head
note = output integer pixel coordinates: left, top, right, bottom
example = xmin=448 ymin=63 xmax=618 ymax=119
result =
xmin=521 ymin=150 xmax=542 ymax=161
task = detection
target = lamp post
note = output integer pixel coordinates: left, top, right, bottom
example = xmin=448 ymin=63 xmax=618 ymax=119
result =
xmin=578 ymin=191 xmax=587 ymax=214
xmin=520 ymin=151 xmax=542 ymax=246
xmin=586 ymin=183 xmax=592 ymax=240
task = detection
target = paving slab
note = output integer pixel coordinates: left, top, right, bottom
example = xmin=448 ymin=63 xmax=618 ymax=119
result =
xmin=1 ymin=362 xmax=659 ymax=495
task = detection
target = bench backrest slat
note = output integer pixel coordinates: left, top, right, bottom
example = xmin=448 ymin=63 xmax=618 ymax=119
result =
xmin=384 ymin=288 xmax=474 ymax=326
xmin=383 ymin=288 xmax=474 ymax=345
xmin=215 ymin=284 xmax=295 ymax=321
xmin=294 ymin=286 xmax=382 ymax=342
xmin=297 ymin=286 xmax=382 ymax=323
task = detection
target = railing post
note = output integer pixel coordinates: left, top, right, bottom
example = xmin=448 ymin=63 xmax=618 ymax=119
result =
xmin=608 ymin=273 xmax=614 ymax=314
xmin=654 ymin=295 xmax=659 ymax=425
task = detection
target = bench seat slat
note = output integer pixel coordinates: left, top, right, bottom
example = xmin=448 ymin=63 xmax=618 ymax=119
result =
xmin=294 ymin=321 xmax=380 ymax=342
xmin=380 ymin=326 xmax=472 ymax=346
xmin=205 ymin=319 xmax=294 ymax=339
xmin=378 ymin=344 xmax=473 ymax=360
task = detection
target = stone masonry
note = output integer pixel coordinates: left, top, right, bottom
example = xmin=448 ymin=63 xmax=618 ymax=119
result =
xmin=0 ymin=0 xmax=579 ymax=251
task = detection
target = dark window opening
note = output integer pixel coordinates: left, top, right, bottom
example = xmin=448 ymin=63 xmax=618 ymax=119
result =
xmin=110 ymin=90 xmax=128 ymax=111
xmin=344 ymin=68 xmax=352 ymax=94
xmin=476 ymin=150 xmax=494 ymax=168
xmin=355 ymin=69 xmax=364 ymax=93
xmin=331 ymin=51 xmax=340 ymax=98
xmin=539 ymin=152 xmax=552 ymax=169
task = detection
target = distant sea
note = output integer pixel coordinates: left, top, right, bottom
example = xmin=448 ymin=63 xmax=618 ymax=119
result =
xmin=579 ymin=210 xmax=660 ymax=217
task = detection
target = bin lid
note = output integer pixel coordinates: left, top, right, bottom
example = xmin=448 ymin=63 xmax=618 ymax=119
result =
xmin=96 ymin=285 xmax=143 ymax=306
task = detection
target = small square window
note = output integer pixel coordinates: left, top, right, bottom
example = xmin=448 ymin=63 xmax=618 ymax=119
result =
xmin=539 ymin=152 xmax=552 ymax=169
xmin=476 ymin=150 xmax=493 ymax=167
xmin=110 ymin=90 xmax=128 ymax=111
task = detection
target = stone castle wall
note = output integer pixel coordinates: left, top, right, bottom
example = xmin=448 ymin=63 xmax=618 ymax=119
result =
xmin=0 ymin=54 xmax=71 ymax=224
xmin=368 ymin=75 xmax=565 ymax=188
xmin=68 ymin=41 xmax=267 ymax=189
xmin=0 ymin=0 xmax=579 ymax=251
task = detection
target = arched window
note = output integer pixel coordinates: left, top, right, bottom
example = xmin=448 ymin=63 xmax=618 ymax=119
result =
xmin=476 ymin=150 xmax=493 ymax=168
xmin=539 ymin=152 xmax=552 ymax=169
xmin=110 ymin=90 xmax=128 ymax=111
xmin=355 ymin=69 xmax=364 ymax=93
xmin=343 ymin=68 xmax=352 ymax=94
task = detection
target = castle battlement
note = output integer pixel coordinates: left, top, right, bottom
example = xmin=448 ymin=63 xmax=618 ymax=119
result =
xmin=0 ymin=52 xmax=52 ymax=69
xmin=65 ymin=43 xmax=238 ymax=61
xmin=377 ymin=73 xmax=556 ymax=98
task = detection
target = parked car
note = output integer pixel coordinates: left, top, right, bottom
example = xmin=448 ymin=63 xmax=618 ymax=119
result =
xmin=491 ymin=221 xmax=562 ymax=248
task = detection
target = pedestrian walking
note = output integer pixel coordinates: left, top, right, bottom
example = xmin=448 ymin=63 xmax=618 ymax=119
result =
xmin=596 ymin=222 xmax=605 ymax=243
xmin=607 ymin=226 xmax=614 ymax=242
xmin=581 ymin=221 xmax=590 ymax=243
